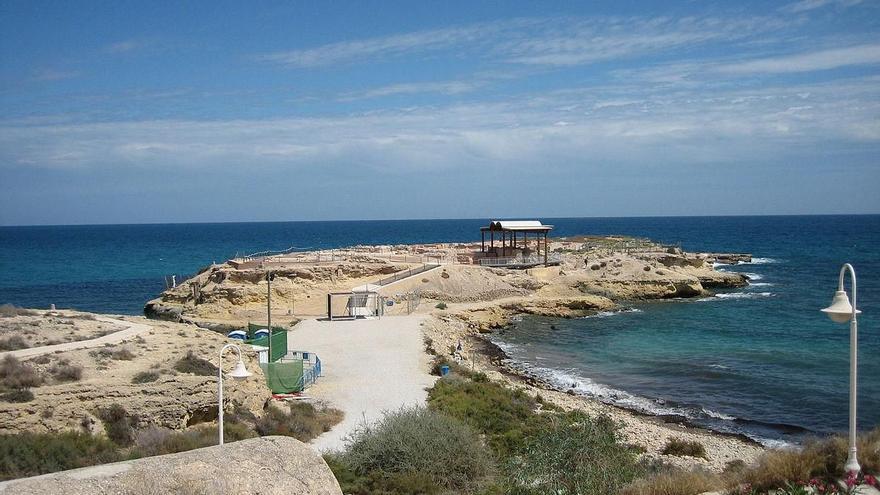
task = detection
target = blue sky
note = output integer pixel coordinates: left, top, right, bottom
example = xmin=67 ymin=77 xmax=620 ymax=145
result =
xmin=1 ymin=0 xmax=879 ymax=225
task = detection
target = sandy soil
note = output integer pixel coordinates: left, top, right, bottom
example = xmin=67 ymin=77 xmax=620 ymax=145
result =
xmin=290 ymin=316 xmax=436 ymax=452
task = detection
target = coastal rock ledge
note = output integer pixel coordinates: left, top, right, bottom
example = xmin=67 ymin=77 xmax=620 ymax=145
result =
xmin=0 ymin=436 xmax=342 ymax=495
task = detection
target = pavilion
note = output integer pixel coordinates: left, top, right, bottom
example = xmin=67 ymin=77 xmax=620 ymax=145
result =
xmin=480 ymin=220 xmax=554 ymax=264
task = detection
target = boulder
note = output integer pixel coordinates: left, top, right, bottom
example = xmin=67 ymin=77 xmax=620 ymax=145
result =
xmin=0 ymin=436 xmax=342 ymax=495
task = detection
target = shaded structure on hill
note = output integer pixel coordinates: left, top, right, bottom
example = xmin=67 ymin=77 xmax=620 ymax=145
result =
xmin=480 ymin=220 xmax=554 ymax=265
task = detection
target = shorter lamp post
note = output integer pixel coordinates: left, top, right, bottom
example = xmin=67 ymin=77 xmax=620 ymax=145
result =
xmin=820 ymin=263 xmax=862 ymax=474
xmin=218 ymin=343 xmax=252 ymax=446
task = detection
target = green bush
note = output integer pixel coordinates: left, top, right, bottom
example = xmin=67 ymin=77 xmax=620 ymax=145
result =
xmin=0 ymin=431 xmax=121 ymax=480
xmin=434 ymin=302 xmax=447 ymax=310
xmin=505 ymin=411 xmax=644 ymax=494
xmin=334 ymin=406 xmax=493 ymax=493
xmin=0 ymin=389 xmax=34 ymax=403
xmin=173 ymin=351 xmax=217 ymax=376
xmin=255 ymin=401 xmax=343 ymax=442
xmin=661 ymin=438 xmax=707 ymax=458
xmin=131 ymin=371 xmax=159 ymax=384
xmin=98 ymin=404 xmax=138 ymax=446
xmin=428 ymin=373 xmax=541 ymax=456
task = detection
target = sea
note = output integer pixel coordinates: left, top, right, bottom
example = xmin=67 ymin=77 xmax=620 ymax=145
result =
xmin=1 ymin=215 xmax=878 ymax=446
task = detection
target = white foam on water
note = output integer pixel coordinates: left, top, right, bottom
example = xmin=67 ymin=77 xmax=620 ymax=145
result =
xmin=580 ymin=308 xmax=643 ymax=319
xmin=741 ymin=272 xmax=763 ymax=280
xmin=748 ymin=282 xmax=774 ymax=287
xmin=740 ymin=257 xmax=779 ymax=265
xmin=701 ymin=407 xmax=736 ymax=421
xmin=699 ymin=292 xmax=774 ymax=302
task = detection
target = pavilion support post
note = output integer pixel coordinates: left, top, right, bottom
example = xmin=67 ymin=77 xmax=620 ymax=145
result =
xmin=544 ymin=233 xmax=548 ymax=264
xmin=481 ymin=231 xmax=485 ymax=253
xmin=490 ymin=231 xmax=494 ymax=253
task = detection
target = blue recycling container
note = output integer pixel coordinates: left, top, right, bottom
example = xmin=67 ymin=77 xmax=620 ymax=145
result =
xmin=440 ymin=365 xmax=450 ymax=376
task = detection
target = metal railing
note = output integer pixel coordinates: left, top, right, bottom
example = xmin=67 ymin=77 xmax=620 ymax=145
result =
xmin=377 ymin=263 xmax=440 ymax=286
xmin=281 ymin=351 xmax=321 ymax=391
xmin=479 ymin=253 xmax=562 ymax=267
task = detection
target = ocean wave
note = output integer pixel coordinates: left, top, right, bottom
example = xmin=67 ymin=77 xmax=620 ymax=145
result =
xmin=739 ymin=257 xmax=779 ymax=265
xmin=741 ymin=272 xmax=763 ymax=280
xmin=698 ymin=291 xmax=774 ymax=302
xmin=580 ymin=308 xmax=643 ymax=319
xmin=490 ymin=342 xmax=802 ymax=448
xmin=748 ymin=282 xmax=774 ymax=287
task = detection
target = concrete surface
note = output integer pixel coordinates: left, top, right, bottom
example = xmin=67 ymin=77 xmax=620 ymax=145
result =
xmin=290 ymin=316 xmax=436 ymax=452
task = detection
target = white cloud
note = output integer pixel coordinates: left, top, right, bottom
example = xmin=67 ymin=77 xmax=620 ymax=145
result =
xmin=2 ymin=77 xmax=877 ymax=175
xmin=781 ymin=0 xmax=863 ymax=13
xmin=716 ymin=43 xmax=880 ymax=74
xmin=337 ymin=80 xmax=484 ymax=101
xmin=31 ymin=68 xmax=81 ymax=82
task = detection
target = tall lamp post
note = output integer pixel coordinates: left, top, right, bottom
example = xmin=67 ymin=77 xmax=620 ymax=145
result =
xmin=218 ymin=343 xmax=252 ymax=446
xmin=266 ymin=271 xmax=275 ymax=361
xmin=820 ymin=263 xmax=862 ymax=474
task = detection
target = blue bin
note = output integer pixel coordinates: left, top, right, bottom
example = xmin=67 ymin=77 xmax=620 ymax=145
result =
xmin=440 ymin=365 xmax=450 ymax=376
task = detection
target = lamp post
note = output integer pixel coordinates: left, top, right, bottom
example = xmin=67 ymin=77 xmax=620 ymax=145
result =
xmin=820 ymin=263 xmax=863 ymax=474
xmin=266 ymin=271 xmax=275 ymax=361
xmin=218 ymin=343 xmax=252 ymax=446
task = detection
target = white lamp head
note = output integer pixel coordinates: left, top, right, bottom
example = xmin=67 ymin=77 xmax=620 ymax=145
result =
xmin=821 ymin=290 xmax=860 ymax=323
xmin=228 ymin=359 xmax=252 ymax=380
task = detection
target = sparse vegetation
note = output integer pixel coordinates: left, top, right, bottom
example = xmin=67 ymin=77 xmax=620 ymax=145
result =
xmin=255 ymin=401 xmax=343 ymax=442
xmin=0 ymin=304 xmax=37 ymax=317
xmin=622 ymin=469 xmax=721 ymax=495
xmin=50 ymin=361 xmax=83 ymax=382
xmin=98 ymin=403 xmax=138 ymax=446
xmin=173 ymin=351 xmax=217 ymax=376
xmin=90 ymin=347 xmax=136 ymax=361
xmin=0 ymin=355 xmax=43 ymax=391
xmin=661 ymin=438 xmax=707 ymax=458
xmin=0 ymin=389 xmax=34 ymax=403
xmin=0 ymin=335 xmax=29 ymax=351
xmin=434 ymin=302 xmax=447 ymax=310
xmin=131 ymin=371 xmax=160 ymax=384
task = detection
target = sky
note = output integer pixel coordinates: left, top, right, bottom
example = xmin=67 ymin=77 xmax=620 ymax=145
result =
xmin=1 ymin=0 xmax=879 ymax=225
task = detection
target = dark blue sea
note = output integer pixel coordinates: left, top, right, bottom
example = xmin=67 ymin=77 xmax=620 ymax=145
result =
xmin=1 ymin=216 xmax=878 ymax=445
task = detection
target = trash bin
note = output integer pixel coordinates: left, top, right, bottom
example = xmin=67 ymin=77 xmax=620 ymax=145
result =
xmin=440 ymin=365 xmax=450 ymax=376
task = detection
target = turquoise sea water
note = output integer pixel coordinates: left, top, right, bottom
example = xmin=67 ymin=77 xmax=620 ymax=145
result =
xmin=0 ymin=216 xmax=878 ymax=444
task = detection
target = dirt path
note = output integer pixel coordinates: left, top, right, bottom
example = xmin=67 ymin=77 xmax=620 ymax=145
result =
xmin=290 ymin=316 xmax=436 ymax=453
xmin=0 ymin=317 xmax=151 ymax=360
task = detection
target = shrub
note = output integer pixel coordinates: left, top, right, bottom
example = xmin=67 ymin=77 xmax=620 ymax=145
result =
xmin=131 ymin=371 xmax=160 ymax=384
xmin=173 ymin=351 xmax=217 ymax=376
xmin=621 ymin=469 xmax=721 ymax=495
xmin=505 ymin=412 xmax=644 ymax=494
xmin=91 ymin=347 xmax=136 ymax=361
xmin=428 ymin=373 xmax=540 ymax=456
xmin=0 ymin=304 xmax=36 ymax=317
xmin=662 ymin=438 xmax=707 ymax=458
xmin=728 ymin=427 xmax=880 ymax=492
xmin=0 ymin=336 xmax=28 ymax=351
xmin=0 ymin=356 xmax=42 ymax=390
xmin=98 ymin=404 xmax=138 ymax=446
xmin=50 ymin=362 xmax=83 ymax=382
xmin=434 ymin=302 xmax=447 ymax=310
xmin=255 ymin=402 xmax=343 ymax=442
xmin=0 ymin=431 xmax=121 ymax=480
xmin=132 ymin=422 xmax=256 ymax=458
xmin=0 ymin=389 xmax=34 ymax=403
xmin=336 ymin=406 xmax=493 ymax=493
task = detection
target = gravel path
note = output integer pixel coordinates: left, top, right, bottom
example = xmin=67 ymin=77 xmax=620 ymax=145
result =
xmin=290 ymin=316 xmax=436 ymax=453
xmin=0 ymin=317 xmax=151 ymax=360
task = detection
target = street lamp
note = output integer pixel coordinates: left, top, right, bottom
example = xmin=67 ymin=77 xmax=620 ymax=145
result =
xmin=820 ymin=263 xmax=863 ymax=474
xmin=218 ymin=343 xmax=252 ymax=446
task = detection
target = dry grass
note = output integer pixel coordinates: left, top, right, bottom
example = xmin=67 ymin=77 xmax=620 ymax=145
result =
xmin=173 ymin=351 xmax=217 ymax=376
xmin=50 ymin=360 xmax=83 ymax=382
xmin=0 ymin=305 xmax=37 ymax=317
xmin=255 ymin=401 xmax=343 ymax=442
xmin=0 ymin=356 xmax=43 ymax=391
xmin=736 ymin=427 xmax=880 ymax=491
xmin=661 ymin=438 xmax=707 ymax=459
xmin=622 ymin=469 xmax=721 ymax=495
xmin=0 ymin=336 xmax=29 ymax=351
